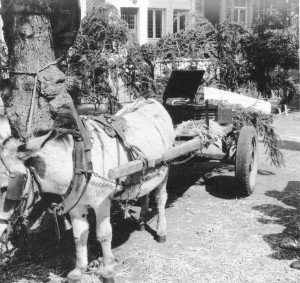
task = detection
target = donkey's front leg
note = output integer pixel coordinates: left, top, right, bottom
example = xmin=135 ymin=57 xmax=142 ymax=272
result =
xmin=155 ymin=173 xmax=168 ymax=243
xmin=138 ymin=194 xmax=149 ymax=230
xmin=67 ymin=205 xmax=89 ymax=282
xmin=95 ymin=198 xmax=115 ymax=283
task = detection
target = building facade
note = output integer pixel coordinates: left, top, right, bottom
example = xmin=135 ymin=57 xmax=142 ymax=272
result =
xmin=86 ymin=0 xmax=286 ymax=45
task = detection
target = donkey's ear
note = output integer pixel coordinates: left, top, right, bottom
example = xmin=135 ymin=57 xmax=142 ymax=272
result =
xmin=0 ymin=115 xmax=11 ymax=142
xmin=17 ymin=129 xmax=57 ymax=159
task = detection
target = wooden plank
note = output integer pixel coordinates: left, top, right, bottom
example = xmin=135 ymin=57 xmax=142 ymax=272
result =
xmin=162 ymin=138 xmax=202 ymax=162
xmin=108 ymin=138 xmax=202 ymax=180
xmin=108 ymin=160 xmax=144 ymax=180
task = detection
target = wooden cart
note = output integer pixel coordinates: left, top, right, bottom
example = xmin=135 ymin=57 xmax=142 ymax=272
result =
xmin=108 ymin=70 xmax=258 ymax=197
xmin=108 ymin=123 xmax=258 ymax=197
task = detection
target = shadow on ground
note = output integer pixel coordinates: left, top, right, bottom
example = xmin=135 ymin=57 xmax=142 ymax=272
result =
xmin=279 ymin=140 xmax=300 ymax=152
xmin=258 ymin=169 xmax=276 ymax=176
xmin=168 ymin=157 xmax=237 ymax=202
xmin=253 ymin=181 xmax=300 ymax=260
xmin=204 ymin=175 xmax=237 ymax=199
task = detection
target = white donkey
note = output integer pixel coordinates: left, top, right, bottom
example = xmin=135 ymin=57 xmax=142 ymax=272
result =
xmin=0 ymin=99 xmax=174 ymax=283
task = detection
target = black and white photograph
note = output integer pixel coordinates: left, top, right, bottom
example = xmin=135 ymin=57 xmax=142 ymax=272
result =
xmin=0 ymin=0 xmax=299 ymax=282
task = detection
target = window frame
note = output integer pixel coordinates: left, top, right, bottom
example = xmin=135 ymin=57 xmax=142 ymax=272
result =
xmin=173 ymin=9 xmax=189 ymax=33
xmin=148 ymin=8 xmax=164 ymax=40
xmin=121 ymin=7 xmax=138 ymax=39
xmin=233 ymin=0 xmax=247 ymax=25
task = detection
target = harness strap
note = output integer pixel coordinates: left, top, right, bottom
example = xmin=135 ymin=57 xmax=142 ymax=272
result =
xmin=111 ymin=119 xmax=129 ymax=147
xmin=61 ymin=173 xmax=91 ymax=214
xmin=29 ymin=167 xmax=43 ymax=194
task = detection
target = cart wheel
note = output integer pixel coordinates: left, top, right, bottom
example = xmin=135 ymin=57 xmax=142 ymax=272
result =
xmin=235 ymin=126 xmax=258 ymax=197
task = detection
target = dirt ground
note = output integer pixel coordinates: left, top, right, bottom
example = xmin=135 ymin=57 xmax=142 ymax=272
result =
xmin=1 ymin=112 xmax=300 ymax=283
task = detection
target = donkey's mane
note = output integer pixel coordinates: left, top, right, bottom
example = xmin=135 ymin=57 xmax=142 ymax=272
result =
xmin=33 ymin=126 xmax=52 ymax=137
xmin=33 ymin=126 xmax=72 ymax=144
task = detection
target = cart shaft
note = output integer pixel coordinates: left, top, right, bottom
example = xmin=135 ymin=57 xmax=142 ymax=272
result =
xmin=108 ymin=138 xmax=202 ymax=180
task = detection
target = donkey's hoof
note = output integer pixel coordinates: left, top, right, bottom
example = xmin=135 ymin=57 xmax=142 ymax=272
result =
xmin=101 ymin=276 xmax=115 ymax=283
xmin=156 ymin=235 xmax=166 ymax=243
xmin=67 ymin=269 xmax=82 ymax=283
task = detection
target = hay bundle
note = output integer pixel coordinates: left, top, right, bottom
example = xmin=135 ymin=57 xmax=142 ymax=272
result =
xmin=175 ymin=119 xmax=225 ymax=147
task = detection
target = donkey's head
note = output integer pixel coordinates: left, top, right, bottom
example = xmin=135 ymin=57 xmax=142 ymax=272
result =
xmin=0 ymin=137 xmax=26 ymax=241
xmin=17 ymin=129 xmax=75 ymax=195
xmin=0 ymin=129 xmax=74 ymax=243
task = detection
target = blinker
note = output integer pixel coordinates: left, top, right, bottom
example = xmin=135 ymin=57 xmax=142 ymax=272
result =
xmin=3 ymin=199 xmax=20 ymax=213
xmin=6 ymin=172 xmax=27 ymax=201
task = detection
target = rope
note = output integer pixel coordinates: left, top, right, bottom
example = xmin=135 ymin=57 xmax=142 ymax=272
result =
xmin=26 ymin=59 xmax=39 ymax=137
xmin=7 ymin=59 xmax=59 ymax=137
xmin=8 ymin=60 xmax=58 ymax=76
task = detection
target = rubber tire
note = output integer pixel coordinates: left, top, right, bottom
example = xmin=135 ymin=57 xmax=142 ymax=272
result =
xmin=235 ymin=126 xmax=258 ymax=197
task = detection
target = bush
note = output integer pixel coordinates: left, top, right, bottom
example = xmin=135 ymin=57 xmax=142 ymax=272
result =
xmin=241 ymin=15 xmax=299 ymax=99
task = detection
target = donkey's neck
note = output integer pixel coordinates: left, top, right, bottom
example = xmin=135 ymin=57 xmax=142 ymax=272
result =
xmin=33 ymin=135 xmax=74 ymax=196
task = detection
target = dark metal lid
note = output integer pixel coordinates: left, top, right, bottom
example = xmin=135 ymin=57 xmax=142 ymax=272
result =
xmin=49 ymin=0 xmax=81 ymax=58
xmin=163 ymin=70 xmax=205 ymax=103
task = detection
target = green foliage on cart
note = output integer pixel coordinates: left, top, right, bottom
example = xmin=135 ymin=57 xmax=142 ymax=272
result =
xmin=175 ymin=107 xmax=284 ymax=168
xmin=227 ymin=107 xmax=284 ymax=168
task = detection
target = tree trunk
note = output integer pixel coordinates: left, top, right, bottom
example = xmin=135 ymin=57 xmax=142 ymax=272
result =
xmin=0 ymin=0 xmax=73 ymax=138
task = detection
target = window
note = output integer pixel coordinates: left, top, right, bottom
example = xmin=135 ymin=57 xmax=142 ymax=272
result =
xmin=195 ymin=0 xmax=203 ymax=13
xmin=233 ymin=0 xmax=247 ymax=24
xmin=173 ymin=10 xmax=188 ymax=33
xmin=148 ymin=9 xmax=163 ymax=39
xmin=254 ymin=0 xmax=281 ymax=20
xmin=265 ymin=0 xmax=280 ymax=15
xmin=121 ymin=8 xmax=138 ymax=35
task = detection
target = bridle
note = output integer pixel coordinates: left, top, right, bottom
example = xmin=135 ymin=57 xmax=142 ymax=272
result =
xmin=0 ymin=133 xmax=78 ymax=244
xmin=0 ymin=138 xmax=38 ymax=245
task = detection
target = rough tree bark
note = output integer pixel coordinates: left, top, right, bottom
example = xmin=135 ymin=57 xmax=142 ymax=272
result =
xmin=0 ymin=0 xmax=73 ymax=138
